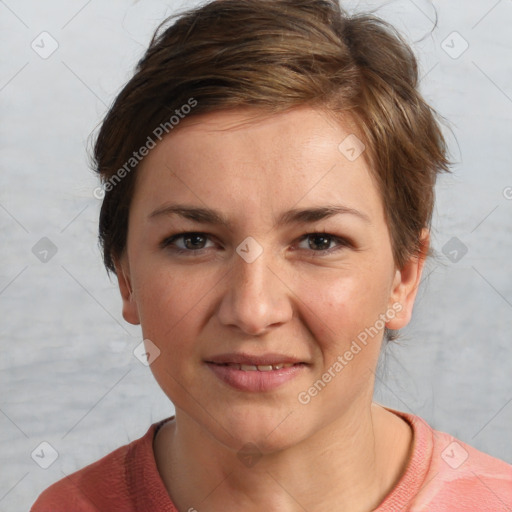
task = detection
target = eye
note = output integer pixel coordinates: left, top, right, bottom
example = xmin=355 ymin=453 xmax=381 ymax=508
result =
xmin=160 ymin=232 xmax=217 ymax=255
xmin=295 ymin=232 xmax=351 ymax=255
xmin=160 ymin=231 xmax=351 ymax=257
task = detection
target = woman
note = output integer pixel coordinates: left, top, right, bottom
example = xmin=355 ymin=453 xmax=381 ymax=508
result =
xmin=31 ymin=0 xmax=512 ymax=510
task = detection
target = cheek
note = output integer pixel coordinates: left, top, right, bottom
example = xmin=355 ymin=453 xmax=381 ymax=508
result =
xmin=134 ymin=268 xmax=208 ymax=347
xmin=134 ymin=270 xmax=209 ymax=402
xmin=296 ymin=265 xmax=391 ymax=355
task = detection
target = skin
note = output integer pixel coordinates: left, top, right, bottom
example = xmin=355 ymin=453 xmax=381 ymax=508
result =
xmin=115 ymin=106 xmax=429 ymax=512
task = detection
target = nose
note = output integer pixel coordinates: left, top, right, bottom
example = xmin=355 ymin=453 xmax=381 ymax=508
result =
xmin=217 ymin=246 xmax=294 ymax=336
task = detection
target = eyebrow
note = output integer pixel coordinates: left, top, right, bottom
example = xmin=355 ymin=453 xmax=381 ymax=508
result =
xmin=148 ymin=203 xmax=371 ymax=227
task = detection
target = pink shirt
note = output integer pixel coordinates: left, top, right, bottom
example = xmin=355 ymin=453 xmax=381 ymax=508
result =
xmin=31 ymin=407 xmax=512 ymax=511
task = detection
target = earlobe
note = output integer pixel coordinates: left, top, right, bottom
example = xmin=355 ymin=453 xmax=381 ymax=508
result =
xmin=114 ymin=257 xmax=141 ymax=326
xmin=385 ymin=229 xmax=430 ymax=331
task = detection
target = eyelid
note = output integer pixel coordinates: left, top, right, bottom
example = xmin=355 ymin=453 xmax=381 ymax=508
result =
xmin=295 ymin=232 xmax=352 ymax=253
xmin=159 ymin=232 xmax=216 ymax=251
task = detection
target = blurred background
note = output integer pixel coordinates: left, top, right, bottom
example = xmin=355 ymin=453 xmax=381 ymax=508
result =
xmin=1 ymin=0 xmax=511 ymax=509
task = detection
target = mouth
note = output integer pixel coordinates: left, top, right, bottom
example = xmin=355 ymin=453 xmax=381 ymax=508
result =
xmin=204 ymin=355 xmax=308 ymax=392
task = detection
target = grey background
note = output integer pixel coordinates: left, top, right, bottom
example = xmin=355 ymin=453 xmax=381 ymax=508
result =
xmin=1 ymin=0 xmax=511 ymax=510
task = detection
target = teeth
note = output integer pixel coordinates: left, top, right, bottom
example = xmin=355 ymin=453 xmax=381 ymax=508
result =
xmin=240 ymin=364 xmax=258 ymax=371
xmin=256 ymin=365 xmax=274 ymax=372
xmin=223 ymin=363 xmax=296 ymax=371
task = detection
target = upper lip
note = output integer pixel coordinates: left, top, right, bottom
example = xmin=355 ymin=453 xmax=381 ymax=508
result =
xmin=205 ymin=353 xmax=306 ymax=366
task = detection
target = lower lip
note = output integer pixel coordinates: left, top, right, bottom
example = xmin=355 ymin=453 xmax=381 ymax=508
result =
xmin=205 ymin=362 xmax=306 ymax=392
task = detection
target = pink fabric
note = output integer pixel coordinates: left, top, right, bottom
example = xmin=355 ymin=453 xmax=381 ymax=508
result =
xmin=31 ymin=407 xmax=512 ymax=511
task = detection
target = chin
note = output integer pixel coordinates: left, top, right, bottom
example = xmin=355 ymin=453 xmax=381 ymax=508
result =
xmin=211 ymin=409 xmax=313 ymax=455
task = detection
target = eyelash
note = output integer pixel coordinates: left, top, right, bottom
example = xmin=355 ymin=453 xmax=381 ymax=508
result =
xmin=159 ymin=231 xmax=352 ymax=257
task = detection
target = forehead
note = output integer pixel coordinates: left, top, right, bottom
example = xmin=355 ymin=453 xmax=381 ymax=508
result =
xmin=132 ymin=106 xmax=383 ymax=222
xmin=161 ymin=106 xmax=362 ymax=159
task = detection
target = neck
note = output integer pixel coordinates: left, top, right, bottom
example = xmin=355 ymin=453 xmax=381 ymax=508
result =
xmin=154 ymin=402 xmax=413 ymax=512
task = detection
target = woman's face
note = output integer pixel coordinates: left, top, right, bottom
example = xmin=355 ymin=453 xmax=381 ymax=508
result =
xmin=116 ymin=106 xmax=426 ymax=453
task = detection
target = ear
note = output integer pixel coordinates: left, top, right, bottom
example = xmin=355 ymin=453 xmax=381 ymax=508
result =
xmin=114 ymin=255 xmax=140 ymax=326
xmin=385 ymin=228 xmax=429 ymax=330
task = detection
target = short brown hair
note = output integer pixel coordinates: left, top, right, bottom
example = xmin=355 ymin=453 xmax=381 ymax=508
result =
xmin=92 ymin=0 xmax=451 ymax=339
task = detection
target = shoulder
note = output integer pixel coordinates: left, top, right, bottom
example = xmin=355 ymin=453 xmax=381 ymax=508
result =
xmin=420 ymin=429 xmax=512 ymax=510
xmin=402 ymin=411 xmax=512 ymax=511
xmin=30 ymin=420 xmax=165 ymax=512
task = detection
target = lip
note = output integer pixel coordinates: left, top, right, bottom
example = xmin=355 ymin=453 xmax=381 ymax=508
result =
xmin=205 ymin=352 xmax=309 ymax=392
